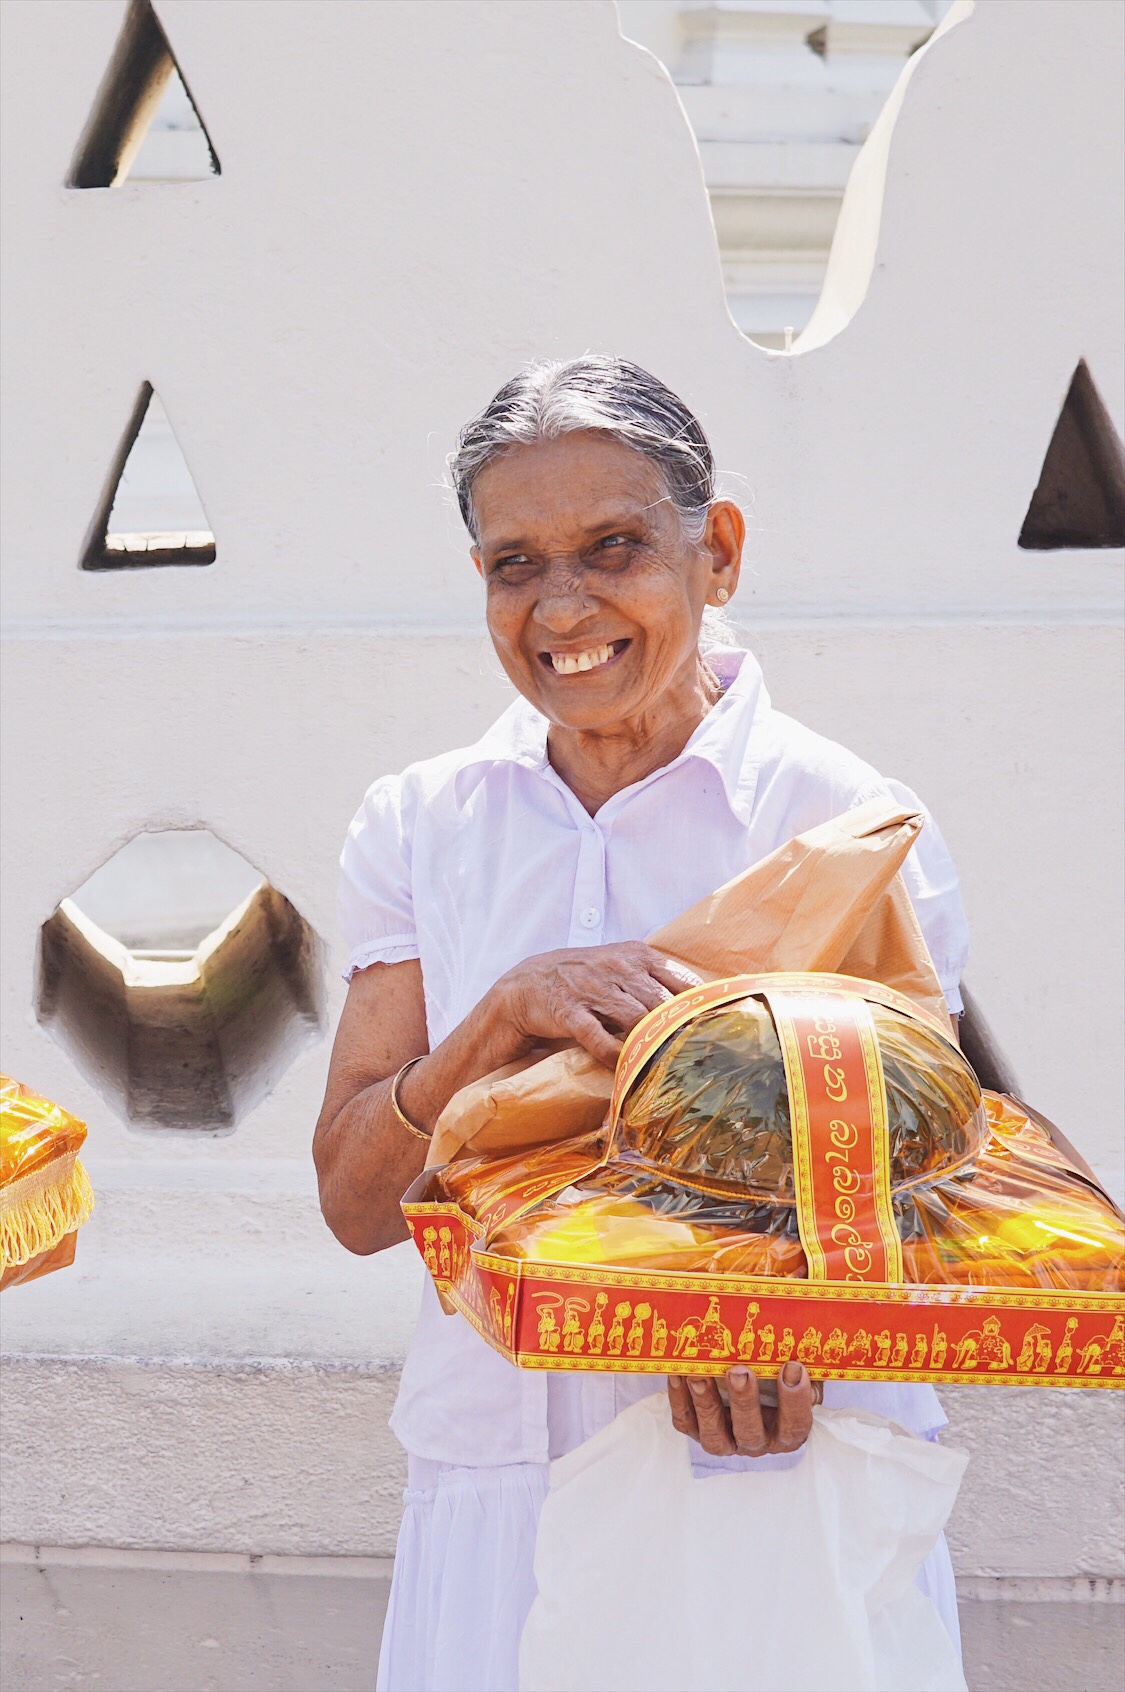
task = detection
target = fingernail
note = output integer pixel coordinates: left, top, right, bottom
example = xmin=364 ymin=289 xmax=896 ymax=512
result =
xmin=781 ymin=1361 xmax=804 ymax=1388
xmin=729 ymin=1367 xmax=750 ymax=1391
xmin=689 ymin=1378 xmax=708 ymax=1396
xmin=667 ymin=1375 xmax=682 ymax=1388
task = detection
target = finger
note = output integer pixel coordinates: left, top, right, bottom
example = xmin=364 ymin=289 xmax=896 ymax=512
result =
xmin=774 ymin=1361 xmax=815 ymax=1452
xmin=599 ymin=987 xmax=658 ymax=1034
xmin=619 ymin=975 xmax=674 ymax=1015
xmin=567 ymin=1007 xmax=623 ymax=1070
xmin=666 ymin=1375 xmax=699 ymax=1439
xmin=644 ymin=950 xmax=705 ymax=996
xmin=686 ymin=1376 xmax=736 ymax=1455
xmin=726 ymin=1366 xmax=770 ymax=1456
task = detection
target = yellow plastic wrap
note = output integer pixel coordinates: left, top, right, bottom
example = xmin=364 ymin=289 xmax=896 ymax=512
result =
xmin=484 ymin=1093 xmax=1124 ymax=1294
xmin=406 ymin=976 xmax=1125 ymax=1384
xmin=1 ymin=1076 xmax=94 ymax=1290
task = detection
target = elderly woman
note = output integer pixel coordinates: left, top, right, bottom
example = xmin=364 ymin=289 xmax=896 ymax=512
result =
xmin=314 ymin=358 xmax=969 ymax=1692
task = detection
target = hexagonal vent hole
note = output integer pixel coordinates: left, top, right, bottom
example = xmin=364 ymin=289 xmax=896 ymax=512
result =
xmin=37 ymin=831 xmax=324 ymax=1132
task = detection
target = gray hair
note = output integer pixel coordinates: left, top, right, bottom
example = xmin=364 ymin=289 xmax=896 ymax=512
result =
xmin=450 ymin=356 xmax=716 ymax=545
xmin=450 ymin=357 xmax=736 ymax=648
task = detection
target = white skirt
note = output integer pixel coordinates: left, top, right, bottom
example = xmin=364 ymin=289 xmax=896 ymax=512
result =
xmin=376 ymin=1446 xmax=962 ymax=1692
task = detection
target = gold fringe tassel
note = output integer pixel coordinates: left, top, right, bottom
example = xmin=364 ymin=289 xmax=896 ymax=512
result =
xmin=1 ymin=1154 xmax=95 ymax=1273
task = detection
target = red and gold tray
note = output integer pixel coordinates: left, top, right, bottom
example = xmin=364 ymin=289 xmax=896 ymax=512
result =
xmin=404 ymin=975 xmax=1125 ymax=1388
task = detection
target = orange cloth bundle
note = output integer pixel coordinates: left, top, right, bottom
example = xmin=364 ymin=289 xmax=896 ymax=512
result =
xmin=1 ymin=1077 xmax=94 ymax=1290
xmin=404 ymin=809 xmax=1124 ymax=1388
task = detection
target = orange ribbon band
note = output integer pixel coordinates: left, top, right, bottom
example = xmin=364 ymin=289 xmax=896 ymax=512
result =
xmin=766 ymin=987 xmax=903 ymax=1285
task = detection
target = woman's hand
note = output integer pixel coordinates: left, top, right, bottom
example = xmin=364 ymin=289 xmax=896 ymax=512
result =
xmin=667 ymin=1364 xmax=821 ymax=1456
xmin=313 ymin=942 xmax=699 ymax=1255
xmin=495 ymin=942 xmax=702 ymax=1069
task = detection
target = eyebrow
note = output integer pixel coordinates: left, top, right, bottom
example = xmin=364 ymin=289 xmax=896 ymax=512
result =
xmin=484 ymin=506 xmax=658 ymax=554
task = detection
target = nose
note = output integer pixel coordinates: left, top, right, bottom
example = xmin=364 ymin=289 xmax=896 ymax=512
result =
xmin=533 ymin=556 xmax=598 ymax=634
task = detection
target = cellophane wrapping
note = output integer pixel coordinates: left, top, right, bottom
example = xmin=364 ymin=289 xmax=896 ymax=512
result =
xmin=1 ymin=1076 xmax=94 ymax=1289
xmin=403 ymin=808 xmax=1124 ymax=1387
xmin=443 ymin=996 xmax=1122 ymax=1277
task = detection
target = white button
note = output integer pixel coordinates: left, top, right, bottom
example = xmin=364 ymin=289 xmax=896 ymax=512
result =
xmin=579 ymin=906 xmax=601 ymax=929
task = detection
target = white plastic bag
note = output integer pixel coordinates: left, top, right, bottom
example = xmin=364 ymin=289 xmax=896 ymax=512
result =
xmin=519 ymin=1395 xmax=968 ymax=1692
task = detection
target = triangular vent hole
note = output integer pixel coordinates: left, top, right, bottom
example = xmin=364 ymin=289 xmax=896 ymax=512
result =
xmin=68 ymin=0 xmax=219 ymax=189
xmin=1019 ymin=360 xmax=1125 ymax=551
xmin=82 ymin=384 xmax=216 ymax=571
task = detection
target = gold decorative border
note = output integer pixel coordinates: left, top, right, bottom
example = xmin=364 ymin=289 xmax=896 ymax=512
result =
xmin=466 ymin=1248 xmax=1122 ymax=1314
xmin=507 ymin=1353 xmax=1122 ymax=1389
xmin=772 ymin=992 xmax=824 ymax=1278
xmin=858 ymin=996 xmax=904 ymax=1282
xmin=425 ymin=1260 xmax=1123 ymax=1389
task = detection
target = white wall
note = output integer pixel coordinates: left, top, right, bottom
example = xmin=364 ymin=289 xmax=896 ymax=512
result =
xmin=1 ymin=1 xmax=1122 ymax=1685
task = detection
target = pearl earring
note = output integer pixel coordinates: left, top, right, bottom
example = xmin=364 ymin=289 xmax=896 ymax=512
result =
xmin=716 ymin=587 xmax=729 ymax=604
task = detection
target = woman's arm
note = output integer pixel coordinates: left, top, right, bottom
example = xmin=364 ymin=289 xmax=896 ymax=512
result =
xmin=313 ymin=943 xmax=699 ymax=1255
xmin=312 ymin=959 xmax=526 ymax=1255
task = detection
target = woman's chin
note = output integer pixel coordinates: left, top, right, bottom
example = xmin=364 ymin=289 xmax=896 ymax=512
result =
xmin=534 ymin=678 xmax=638 ymax=731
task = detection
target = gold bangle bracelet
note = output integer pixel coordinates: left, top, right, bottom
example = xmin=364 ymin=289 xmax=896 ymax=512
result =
xmin=390 ymin=1056 xmax=431 ymax=1141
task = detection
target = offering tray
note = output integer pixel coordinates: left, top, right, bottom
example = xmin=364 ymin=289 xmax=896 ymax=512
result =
xmin=404 ymin=974 xmax=1125 ymax=1388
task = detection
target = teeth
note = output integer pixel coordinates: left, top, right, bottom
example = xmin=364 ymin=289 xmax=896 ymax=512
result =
xmin=551 ymin=643 xmax=616 ymax=675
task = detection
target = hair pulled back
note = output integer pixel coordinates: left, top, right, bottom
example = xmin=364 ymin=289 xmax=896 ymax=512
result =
xmin=449 ymin=356 xmax=716 ymax=545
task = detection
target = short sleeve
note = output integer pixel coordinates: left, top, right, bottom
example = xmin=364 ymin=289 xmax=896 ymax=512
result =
xmin=337 ymin=775 xmax=420 ymax=980
xmin=856 ymin=778 xmax=970 ymax=1017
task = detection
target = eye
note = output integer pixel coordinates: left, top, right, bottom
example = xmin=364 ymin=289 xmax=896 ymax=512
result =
xmin=588 ymin=533 xmax=636 ymax=565
xmin=491 ymin=554 xmax=537 ymax=582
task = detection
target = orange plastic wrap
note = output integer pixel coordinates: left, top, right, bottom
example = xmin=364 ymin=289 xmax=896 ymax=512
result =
xmin=404 ymin=976 xmax=1125 ymax=1386
xmin=1 ymin=1076 xmax=94 ymax=1290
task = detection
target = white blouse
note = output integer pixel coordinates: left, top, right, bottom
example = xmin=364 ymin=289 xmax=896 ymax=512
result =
xmin=338 ymin=648 xmax=970 ymax=1465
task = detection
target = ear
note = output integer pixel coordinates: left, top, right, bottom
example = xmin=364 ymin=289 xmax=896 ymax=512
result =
xmin=471 ymin=545 xmax=484 ymax=580
xmin=703 ymin=500 xmax=744 ymax=604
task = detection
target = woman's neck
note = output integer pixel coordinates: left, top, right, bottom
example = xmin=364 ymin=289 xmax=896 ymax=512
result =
xmin=546 ymin=656 xmax=723 ymax=816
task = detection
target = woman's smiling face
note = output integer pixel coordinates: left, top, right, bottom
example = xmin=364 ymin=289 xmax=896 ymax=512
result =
xmin=471 ymin=431 xmax=742 ymax=735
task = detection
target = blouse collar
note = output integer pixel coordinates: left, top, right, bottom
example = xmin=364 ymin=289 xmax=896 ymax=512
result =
xmin=463 ymin=647 xmax=770 ymax=827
